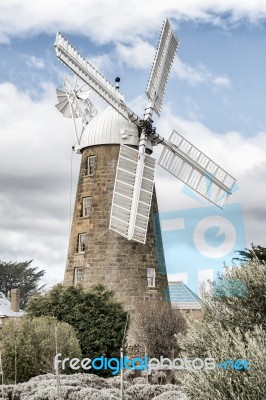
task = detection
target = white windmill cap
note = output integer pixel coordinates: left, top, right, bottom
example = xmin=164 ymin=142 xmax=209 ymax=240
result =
xmin=79 ymin=106 xmax=152 ymax=151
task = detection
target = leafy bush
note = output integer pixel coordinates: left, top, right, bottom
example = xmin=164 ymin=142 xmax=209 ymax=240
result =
xmin=126 ymin=383 xmax=184 ymax=399
xmin=179 ymin=324 xmax=266 ymax=399
xmin=204 ymin=259 xmax=266 ymax=331
xmin=1 ymin=373 xmax=187 ymax=400
xmin=131 ymin=301 xmax=186 ymax=358
xmin=176 ymin=259 xmax=266 ymax=399
xmin=153 ymin=392 xmax=187 ymax=400
xmin=0 ymin=317 xmax=81 ymax=383
xmin=27 ymin=284 xmax=127 ymax=366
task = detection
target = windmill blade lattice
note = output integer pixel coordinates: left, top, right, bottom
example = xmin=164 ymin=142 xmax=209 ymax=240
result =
xmin=56 ymin=88 xmax=77 ymax=118
xmin=55 ymin=75 xmax=97 ymax=125
xmin=158 ymin=130 xmax=236 ymax=208
xmin=146 ymin=19 xmax=179 ymax=116
xmin=109 ymin=145 xmax=156 ymax=244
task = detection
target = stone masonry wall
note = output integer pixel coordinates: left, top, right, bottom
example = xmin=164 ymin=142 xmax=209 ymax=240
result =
xmin=64 ymin=144 xmax=169 ymax=312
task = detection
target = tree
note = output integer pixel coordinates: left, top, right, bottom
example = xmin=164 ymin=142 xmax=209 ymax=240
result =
xmin=0 ymin=316 xmax=81 ymax=383
xmin=131 ymin=301 xmax=186 ymax=358
xmin=176 ymin=259 xmax=266 ymax=399
xmin=0 ymin=260 xmax=45 ymax=308
xmin=26 ymin=284 xmax=128 ymax=364
xmin=234 ymin=243 xmax=266 ymax=263
xmin=179 ymin=322 xmax=266 ymax=400
xmin=207 ymin=259 xmax=266 ymax=331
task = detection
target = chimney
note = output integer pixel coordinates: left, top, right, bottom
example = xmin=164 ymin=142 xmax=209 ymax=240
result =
xmin=10 ymin=289 xmax=20 ymax=312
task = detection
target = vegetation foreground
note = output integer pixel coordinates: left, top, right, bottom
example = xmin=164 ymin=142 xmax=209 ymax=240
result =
xmin=0 ymin=249 xmax=266 ymax=399
xmin=2 ymin=372 xmax=187 ymax=400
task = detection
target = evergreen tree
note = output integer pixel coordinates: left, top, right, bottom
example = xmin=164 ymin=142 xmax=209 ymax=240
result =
xmin=234 ymin=243 xmax=266 ymax=263
xmin=26 ymin=284 xmax=127 ymax=363
xmin=0 ymin=260 xmax=45 ymax=308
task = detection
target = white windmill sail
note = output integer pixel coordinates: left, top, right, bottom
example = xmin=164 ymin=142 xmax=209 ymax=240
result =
xmin=109 ymin=145 xmax=156 ymax=244
xmin=158 ymin=130 xmax=236 ymax=207
xmin=146 ymin=19 xmax=179 ymax=116
xmin=110 ymin=19 xmax=178 ymax=243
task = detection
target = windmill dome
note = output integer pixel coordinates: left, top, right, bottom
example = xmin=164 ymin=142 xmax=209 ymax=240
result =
xmin=80 ymin=106 xmax=143 ymax=150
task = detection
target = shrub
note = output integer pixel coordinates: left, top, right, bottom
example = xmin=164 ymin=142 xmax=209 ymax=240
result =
xmin=27 ymin=284 xmax=127 ymax=367
xmin=131 ymin=301 xmax=186 ymax=358
xmin=0 ymin=317 xmax=81 ymax=383
xmin=178 ymin=324 xmax=266 ymax=399
xmin=176 ymin=259 xmax=266 ymax=399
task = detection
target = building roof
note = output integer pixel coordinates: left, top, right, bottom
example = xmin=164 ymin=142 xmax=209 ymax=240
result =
xmin=80 ymin=106 xmax=153 ymax=151
xmin=169 ymin=281 xmax=202 ymax=310
xmin=0 ymin=294 xmax=25 ymax=318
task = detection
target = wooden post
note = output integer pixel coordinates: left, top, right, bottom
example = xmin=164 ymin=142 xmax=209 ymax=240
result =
xmin=54 ymin=319 xmax=63 ymax=400
xmin=120 ymin=347 xmax=124 ymax=400
xmin=0 ymin=352 xmax=4 ymax=399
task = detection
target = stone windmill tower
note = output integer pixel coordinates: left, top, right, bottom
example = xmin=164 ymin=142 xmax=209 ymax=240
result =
xmin=54 ymin=20 xmax=236 ymax=312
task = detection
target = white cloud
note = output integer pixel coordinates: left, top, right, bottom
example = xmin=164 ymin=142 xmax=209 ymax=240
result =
xmin=115 ymin=40 xmax=155 ymax=69
xmin=174 ymin=57 xmax=231 ymax=87
xmin=113 ymin=39 xmax=231 ymax=90
xmin=1 ymin=1 xmax=266 ymax=44
xmin=0 ymin=82 xmax=76 ymax=174
xmin=126 ymin=94 xmax=147 ymax=117
xmin=87 ymin=54 xmax=113 ymax=73
xmin=24 ymin=55 xmax=45 ymax=69
xmin=212 ymin=75 xmax=231 ymax=87
xmin=0 ymin=82 xmax=80 ymax=287
xmin=183 ymin=96 xmax=202 ymax=120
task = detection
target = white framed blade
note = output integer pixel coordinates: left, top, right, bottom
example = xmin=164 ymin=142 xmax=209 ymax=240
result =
xmin=158 ymin=131 xmax=236 ymax=207
xmin=55 ymin=88 xmax=78 ymax=118
xmin=146 ymin=19 xmax=179 ymax=116
xmin=132 ymin=154 xmax=156 ymax=243
xmin=55 ymin=31 xmax=128 ymax=120
xmin=110 ymin=145 xmax=156 ymax=244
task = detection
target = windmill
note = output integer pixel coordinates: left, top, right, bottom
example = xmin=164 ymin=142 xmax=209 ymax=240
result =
xmin=55 ymin=75 xmax=97 ymax=152
xmin=54 ymin=19 xmax=235 ymax=312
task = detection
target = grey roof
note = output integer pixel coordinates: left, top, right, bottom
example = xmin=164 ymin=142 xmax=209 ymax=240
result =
xmin=80 ymin=107 xmax=153 ymax=151
xmin=169 ymin=281 xmax=202 ymax=310
xmin=0 ymin=294 xmax=25 ymax=317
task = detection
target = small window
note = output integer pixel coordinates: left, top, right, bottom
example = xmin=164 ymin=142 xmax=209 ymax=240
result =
xmin=74 ymin=268 xmax=84 ymax=285
xmin=147 ymin=268 xmax=155 ymax=288
xmin=82 ymin=197 xmax=92 ymax=217
xmin=87 ymin=156 xmax=96 ymax=175
xmin=77 ymin=233 xmax=86 ymax=253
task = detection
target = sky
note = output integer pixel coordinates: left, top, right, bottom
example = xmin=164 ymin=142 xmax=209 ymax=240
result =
xmin=0 ymin=1 xmax=266 ymax=293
